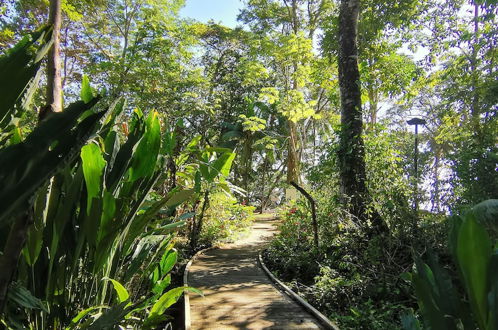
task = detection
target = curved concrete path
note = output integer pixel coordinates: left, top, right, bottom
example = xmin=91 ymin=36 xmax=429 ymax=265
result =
xmin=187 ymin=215 xmax=323 ymax=329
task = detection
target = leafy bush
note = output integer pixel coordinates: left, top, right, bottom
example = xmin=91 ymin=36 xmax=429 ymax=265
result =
xmin=0 ymin=29 xmax=197 ymax=329
xmin=264 ymin=201 xmax=446 ymax=329
xmin=199 ymin=192 xmax=255 ymax=245
xmin=403 ymin=199 xmax=498 ymax=330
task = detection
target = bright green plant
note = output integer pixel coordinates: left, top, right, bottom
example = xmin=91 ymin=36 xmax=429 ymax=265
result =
xmin=403 ymin=199 xmax=498 ymax=330
xmin=175 ymin=141 xmax=238 ymax=250
xmin=200 ymin=192 xmax=255 ymax=244
xmin=0 ymin=25 xmax=110 ymax=323
xmin=11 ymin=100 xmax=197 ymax=328
xmin=0 ymin=28 xmax=198 ymax=328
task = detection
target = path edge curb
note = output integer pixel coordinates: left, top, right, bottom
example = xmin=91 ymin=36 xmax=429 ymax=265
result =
xmin=183 ymin=246 xmax=217 ymax=330
xmin=258 ymin=252 xmax=340 ymax=330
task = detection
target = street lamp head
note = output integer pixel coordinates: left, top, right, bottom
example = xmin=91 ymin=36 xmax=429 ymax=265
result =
xmin=407 ymin=117 xmax=426 ymax=126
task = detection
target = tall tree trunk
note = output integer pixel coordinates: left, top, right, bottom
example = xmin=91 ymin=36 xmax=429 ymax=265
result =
xmin=1 ymin=0 xmax=63 ymax=312
xmin=337 ymin=0 xmax=387 ymax=234
xmin=290 ymin=181 xmax=319 ymax=249
xmin=46 ymin=0 xmax=63 ymax=113
xmin=287 ymin=120 xmax=300 ymax=184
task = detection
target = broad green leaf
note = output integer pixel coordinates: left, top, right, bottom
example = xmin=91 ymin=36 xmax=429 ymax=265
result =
xmin=104 ymin=278 xmax=130 ymax=303
xmin=0 ymin=26 xmax=52 ymax=129
xmin=160 ymin=250 xmax=177 ymax=275
xmin=152 ymin=274 xmax=171 ymax=295
xmin=129 ymin=111 xmax=161 ymax=181
xmin=486 ymin=249 xmax=498 ymax=329
xmin=148 ymin=286 xmax=202 ymax=317
xmin=219 ymin=152 xmax=236 ymax=178
xmin=205 ymin=147 xmax=232 ymax=154
xmin=178 ymin=212 xmax=196 ymax=220
xmin=209 ymin=152 xmax=236 ymax=181
xmin=22 ymin=185 xmax=49 ymax=265
xmin=0 ymin=99 xmax=105 ymax=227
xmin=66 ymin=305 xmax=109 ymax=329
xmin=401 ymin=311 xmax=421 ymax=330
xmin=471 ymin=199 xmax=498 ymax=237
xmin=456 ymin=213 xmax=492 ymax=330
xmin=86 ymin=301 xmax=132 ymax=330
xmin=80 ymin=75 xmax=94 ymax=103
xmin=81 ymin=142 xmax=107 ymax=214
xmin=411 ymin=272 xmax=447 ymax=329
xmin=7 ymin=282 xmax=47 ymax=312
xmin=125 ymin=190 xmax=193 ymax=250
xmin=164 ymin=189 xmax=194 ymax=209
xmin=148 ymin=221 xmax=186 ymax=235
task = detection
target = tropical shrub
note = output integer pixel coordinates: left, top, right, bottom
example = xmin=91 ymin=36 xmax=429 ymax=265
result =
xmin=403 ymin=199 xmax=498 ymax=330
xmin=0 ymin=28 xmax=197 ymax=329
xmin=199 ymin=191 xmax=255 ymax=245
xmin=263 ymin=200 xmax=421 ymax=329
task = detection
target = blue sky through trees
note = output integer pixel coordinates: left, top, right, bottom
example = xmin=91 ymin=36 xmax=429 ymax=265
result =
xmin=180 ymin=0 xmax=244 ymax=27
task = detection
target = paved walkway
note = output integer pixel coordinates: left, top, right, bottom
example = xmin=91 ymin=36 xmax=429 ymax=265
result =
xmin=187 ymin=215 xmax=323 ymax=329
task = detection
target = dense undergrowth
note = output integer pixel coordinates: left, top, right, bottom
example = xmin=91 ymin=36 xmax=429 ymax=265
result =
xmin=262 ymin=128 xmax=453 ymax=329
xmin=263 ymin=201 xmax=446 ymax=329
xmin=0 ymin=27 xmax=254 ymax=329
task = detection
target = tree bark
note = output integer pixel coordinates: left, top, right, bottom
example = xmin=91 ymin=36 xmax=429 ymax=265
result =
xmin=290 ymin=181 xmax=319 ymax=248
xmin=46 ymin=0 xmax=63 ymax=113
xmin=287 ymin=120 xmax=300 ymax=184
xmin=337 ymin=0 xmax=387 ymax=234
xmin=190 ymin=190 xmax=210 ymax=250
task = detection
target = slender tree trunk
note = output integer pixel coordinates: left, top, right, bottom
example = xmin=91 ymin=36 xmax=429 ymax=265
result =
xmin=285 ymin=0 xmax=301 ymax=187
xmin=290 ymin=181 xmax=319 ymax=249
xmin=190 ymin=191 xmax=210 ymax=250
xmin=260 ymin=156 xmax=268 ymax=213
xmin=1 ymin=0 xmax=63 ymax=312
xmin=287 ymin=120 xmax=300 ymax=184
xmin=367 ymin=87 xmax=377 ymax=128
xmin=337 ymin=0 xmax=387 ymax=234
xmin=432 ymin=146 xmax=441 ymax=213
xmin=46 ymin=0 xmax=63 ymax=113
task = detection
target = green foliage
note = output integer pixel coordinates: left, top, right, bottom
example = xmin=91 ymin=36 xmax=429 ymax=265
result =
xmin=0 ymin=25 xmax=51 ymax=133
xmin=0 ymin=31 xmax=195 ymax=327
xmin=199 ymin=192 xmax=255 ymax=245
xmin=405 ymin=200 xmax=498 ymax=330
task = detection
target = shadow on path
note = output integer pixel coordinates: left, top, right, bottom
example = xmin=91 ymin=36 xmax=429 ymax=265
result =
xmin=188 ymin=216 xmax=323 ymax=329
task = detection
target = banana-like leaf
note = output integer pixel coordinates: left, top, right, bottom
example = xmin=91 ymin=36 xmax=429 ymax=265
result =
xmin=105 ymin=116 xmax=144 ymax=191
xmin=208 ymin=152 xmax=236 ymax=181
xmin=471 ymin=199 xmax=498 ymax=237
xmin=411 ymin=263 xmax=448 ymax=329
xmin=22 ymin=184 xmax=49 ymax=266
xmin=456 ymin=213 xmax=492 ymax=330
xmin=152 ymin=274 xmax=171 ymax=295
xmin=0 ymin=26 xmax=52 ymax=129
xmin=81 ymin=143 xmax=107 ymax=214
xmin=80 ymin=75 xmax=95 ymax=104
xmin=152 ymin=250 xmax=177 ymax=283
xmin=147 ymin=286 xmax=202 ymax=318
xmin=0 ymin=98 xmax=105 ymax=227
xmin=124 ymin=189 xmax=194 ymax=251
xmin=66 ymin=305 xmax=109 ymax=329
xmin=487 ymin=252 xmax=498 ymax=330
xmin=86 ymin=301 xmax=133 ymax=330
xmin=7 ymin=282 xmax=47 ymax=312
xmin=401 ymin=311 xmax=421 ymax=330
xmin=129 ymin=111 xmax=161 ymax=181
xmin=104 ymin=278 xmax=130 ymax=303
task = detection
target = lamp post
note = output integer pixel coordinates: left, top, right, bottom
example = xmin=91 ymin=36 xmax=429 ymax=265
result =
xmin=407 ymin=117 xmax=426 ymax=212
